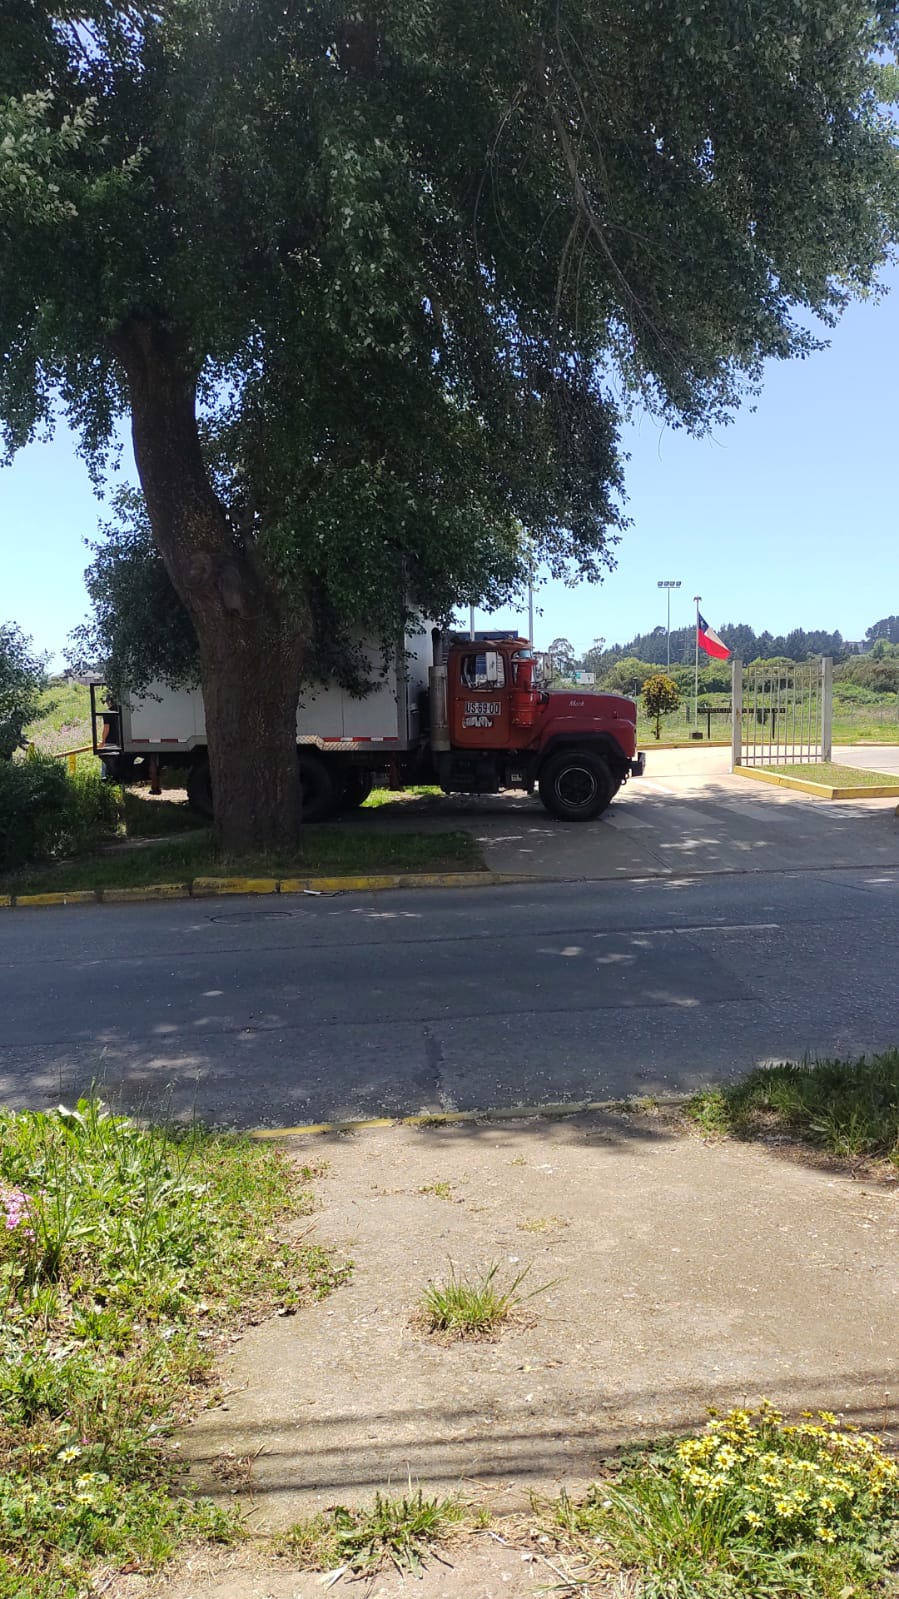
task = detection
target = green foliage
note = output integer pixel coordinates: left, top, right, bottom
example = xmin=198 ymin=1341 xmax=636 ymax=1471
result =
xmin=642 ymin=673 xmax=681 ymax=738
xmin=601 ymin=657 xmax=659 ymax=695
xmin=0 ymin=1098 xmax=349 ymax=1597
xmin=547 ymin=637 xmax=578 ymax=684
xmin=836 ymin=650 xmax=899 ymax=694
xmin=0 ymin=623 xmax=47 ymax=760
xmin=3 ymin=0 xmax=899 ymax=685
xmin=866 ymin=615 xmax=899 ymax=647
xmin=552 ymin=1404 xmax=899 ymax=1598
xmin=286 ymin=1490 xmax=466 ymax=1577
xmin=685 ymin=1050 xmax=899 ymax=1164
xmin=0 ymin=755 xmax=120 ymax=869
xmin=67 ymin=487 xmax=199 ymax=698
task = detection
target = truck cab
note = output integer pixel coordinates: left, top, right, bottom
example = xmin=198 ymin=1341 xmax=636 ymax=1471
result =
xmin=430 ymin=636 xmax=644 ymax=820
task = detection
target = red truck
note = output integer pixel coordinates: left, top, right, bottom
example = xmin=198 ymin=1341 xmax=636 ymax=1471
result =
xmin=92 ymin=629 xmax=644 ymax=822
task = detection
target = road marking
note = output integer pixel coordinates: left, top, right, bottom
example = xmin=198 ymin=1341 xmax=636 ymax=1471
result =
xmin=593 ymin=923 xmax=781 ymax=937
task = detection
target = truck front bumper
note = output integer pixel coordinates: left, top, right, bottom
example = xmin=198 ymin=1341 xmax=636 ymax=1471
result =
xmin=629 ymin=752 xmax=646 ymax=778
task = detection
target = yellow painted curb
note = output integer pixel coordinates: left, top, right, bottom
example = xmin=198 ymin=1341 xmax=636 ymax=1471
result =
xmin=645 ymin=740 xmax=731 ymax=751
xmin=734 ymin=766 xmax=899 ymax=800
xmin=251 ymin=1094 xmax=688 ymax=1140
xmin=14 ymin=890 xmax=99 ymax=907
xmin=101 ymin=884 xmax=192 ymax=902
xmin=279 ymin=870 xmax=495 ymax=894
xmin=191 ymin=876 xmax=279 ymax=896
xmin=0 ymin=869 xmax=525 ymax=910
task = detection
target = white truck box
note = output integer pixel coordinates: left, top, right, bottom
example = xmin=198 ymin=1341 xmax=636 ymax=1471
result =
xmin=117 ymin=629 xmax=433 ymax=756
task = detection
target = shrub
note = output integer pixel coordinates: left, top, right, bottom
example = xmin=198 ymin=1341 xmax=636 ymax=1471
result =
xmin=642 ymin=673 xmax=681 ymax=738
xmin=0 ymin=756 xmax=121 ymax=869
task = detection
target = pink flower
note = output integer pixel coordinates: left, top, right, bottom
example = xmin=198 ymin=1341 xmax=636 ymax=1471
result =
xmin=0 ymin=1183 xmax=35 ymax=1239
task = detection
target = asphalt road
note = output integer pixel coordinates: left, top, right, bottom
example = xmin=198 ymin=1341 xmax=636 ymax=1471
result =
xmin=3 ymin=864 xmax=898 ymax=1126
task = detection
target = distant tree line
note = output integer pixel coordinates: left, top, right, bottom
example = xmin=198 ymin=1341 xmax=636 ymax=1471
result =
xmin=570 ymin=614 xmax=899 ymax=679
xmin=545 ymin=615 xmax=899 ymax=697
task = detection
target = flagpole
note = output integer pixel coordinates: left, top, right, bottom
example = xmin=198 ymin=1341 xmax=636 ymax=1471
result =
xmin=693 ymin=595 xmax=701 ymax=724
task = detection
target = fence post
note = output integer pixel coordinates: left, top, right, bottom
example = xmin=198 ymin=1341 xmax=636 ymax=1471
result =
xmin=730 ymin=658 xmax=742 ymax=771
xmin=67 ymin=753 xmax=77 ymax=775
xmin=821 ymin=656 xmax=833 ymax=761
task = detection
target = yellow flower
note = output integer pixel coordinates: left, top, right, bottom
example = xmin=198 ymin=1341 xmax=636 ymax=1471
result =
xmin=774 ymin=1499 xmax=794 ymax=1517
xmin=816 ymin=1525 xmax=836 ymax=1543
xmin=743 ymin=1510 xmax=762 ymax=1528
xmin=56 ymin=1446 xmax=81 ymax=1464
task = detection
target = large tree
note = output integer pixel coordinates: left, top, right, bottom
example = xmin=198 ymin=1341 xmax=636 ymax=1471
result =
xmin=2 ymin=1 xmax=898 ymax=849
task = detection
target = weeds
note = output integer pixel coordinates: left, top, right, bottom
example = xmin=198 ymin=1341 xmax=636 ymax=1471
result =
xmin=547 ymin=1403 xmax=899 ymax=1598
xmin=0 ymin=1098 xmax=350 ymax=1598
xmin=285 ymin=1488 xmax=466 ymax=1576
xmin=417 ymin=1262 xmax=551 ymax=1338
xmin=418 ymin=1181 xmax=453 ymax=1200
xmin=685 ymin=1050 xmax=899 ymax=1165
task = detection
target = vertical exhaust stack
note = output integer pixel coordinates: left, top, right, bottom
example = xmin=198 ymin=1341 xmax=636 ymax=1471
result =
xmin=428 ymin=665 xmax=450 ymax=751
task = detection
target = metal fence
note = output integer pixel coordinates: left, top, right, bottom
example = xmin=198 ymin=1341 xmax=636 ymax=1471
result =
xmin=731 ymin=658 xmax=833 ymax=770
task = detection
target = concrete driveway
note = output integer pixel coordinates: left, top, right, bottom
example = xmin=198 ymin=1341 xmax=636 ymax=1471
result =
xmin=345 ymin=744 xmax=899 ymax=882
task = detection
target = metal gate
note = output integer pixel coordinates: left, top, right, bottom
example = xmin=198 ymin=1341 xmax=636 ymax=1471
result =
xmin=731 ymin=658 xmax=832 ymax=770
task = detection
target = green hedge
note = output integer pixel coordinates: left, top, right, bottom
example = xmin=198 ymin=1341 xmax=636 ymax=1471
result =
xmin=0 ymin=756 xmax=121 ymax=869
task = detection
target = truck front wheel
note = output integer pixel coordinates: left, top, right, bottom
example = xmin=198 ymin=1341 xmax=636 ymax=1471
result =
xmin=538 ymin=750 xmax=613 ymax=822
xmin=339 ymin=770 xmax=374 ymax=811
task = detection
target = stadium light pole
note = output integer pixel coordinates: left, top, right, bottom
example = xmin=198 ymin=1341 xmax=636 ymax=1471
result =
xmin=657 ymin=580 xmax=682 ymax=671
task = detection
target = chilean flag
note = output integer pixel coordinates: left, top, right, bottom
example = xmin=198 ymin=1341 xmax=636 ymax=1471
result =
xmin=697 ymin=612 xmax=730 ymax=661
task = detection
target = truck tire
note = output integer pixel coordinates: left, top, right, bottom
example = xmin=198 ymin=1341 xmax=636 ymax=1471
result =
xmin=299 ymin=751 xmax=338 ymax=823
xmin=538 ymin=749 xmax=613 ymax=822
xmin=186 ymin=757 xmax=214 ymax=818
xmin=339 ymin=770 xmax=374 ymax=810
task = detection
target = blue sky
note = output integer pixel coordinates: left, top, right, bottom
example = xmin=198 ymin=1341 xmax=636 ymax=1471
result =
xmin=1 ymin=267 xmax=897 ymax=668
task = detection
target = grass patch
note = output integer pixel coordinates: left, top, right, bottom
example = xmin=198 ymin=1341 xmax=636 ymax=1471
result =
xmin=685 ymin=1050 xmax=899 ymax=1165
xmin=0 ymin=1098 xmax=350 ymax=1598
xmin=1 ymin=827 xmax=483 ymax=896
xmin=547 ymin=1403 xmax=899 ymax=1598
xmin=284 ymin=1488 xmax=468 ymax=1577
xmin=418 ymin=1181 xmax=453 ymax=1200
xmin=417 ymin=1262 xmax=549 ymax=1339
xmin=363 ymin=785 xmax=442 ymax=808
xmin=121 ymin=790 xmax=202 ymax=837
xmin=757 ymin=761 xmax=897 ymax=787
xmin=24 ymin=681 xmax=91 ymax=757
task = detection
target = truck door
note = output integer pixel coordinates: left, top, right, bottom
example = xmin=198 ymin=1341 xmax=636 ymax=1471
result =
xmin=450 ymin=648 xmax=512 ymax=748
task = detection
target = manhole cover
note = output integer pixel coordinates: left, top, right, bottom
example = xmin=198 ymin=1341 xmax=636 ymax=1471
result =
xmin=209 ymin=910 xmax=294 ymax=924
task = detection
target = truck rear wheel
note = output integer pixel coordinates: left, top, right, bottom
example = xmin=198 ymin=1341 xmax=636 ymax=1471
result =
xmin=298 ymin=751 xmax=338 ymax=823
xmin=539 ymin=750 xmax=613 ymax=822
xmin=339 ymin=770 xmax=374 ymax=810
xmin=186 ymin=757 xmax=214 ymax=818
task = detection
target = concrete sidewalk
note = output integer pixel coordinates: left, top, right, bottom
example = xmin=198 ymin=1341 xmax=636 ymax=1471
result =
xmin=339 ymin=743 xmax=899 ymax=882
xmin=183 ymin=1114 xmax=899 ymax=1525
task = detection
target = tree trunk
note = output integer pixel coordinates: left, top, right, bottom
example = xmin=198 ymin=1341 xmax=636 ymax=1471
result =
xmin=109 ymin=320 xmax=306 ymax=854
